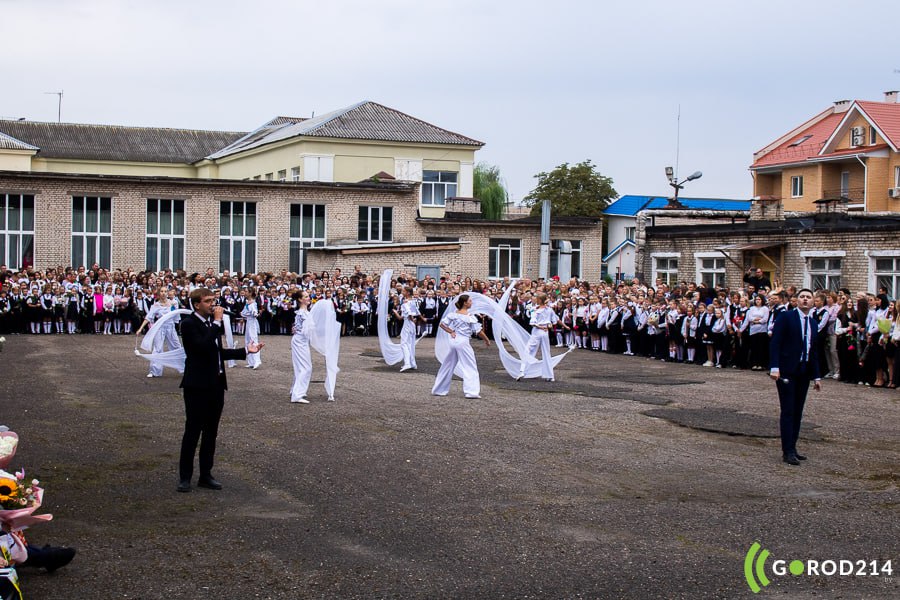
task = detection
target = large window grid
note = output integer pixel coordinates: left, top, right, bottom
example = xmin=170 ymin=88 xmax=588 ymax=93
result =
xmin=421 ymin=171 xmax=458 ymax=207
xmin=289 ymin=204 xmax=326 ymax=273
xmin=808 ymin=258 xmax=842 ymax=291
xmin=697 ymin=256 xmax=726 ymax=288
xmin=146 ymin=199 xmax=185 ymax=272
xmin=549 ymin=239 xmax=582 ymax=278
xmin=219 ymin=201 xmax=257 ymax=274
xmin=72 ymin=196 xmax=112 ymax=269
xmin=874 ymin=257 xmax=900 ymax=298
xmin=358 ymin=206 xmax=392 ymax=242
xmin=0 ymin=194 xmax=35 ymax=270
xmin=489 ymin=238 xmax=521 ymax=278
xmin=654 ymin=257 xmax=679 ymax=286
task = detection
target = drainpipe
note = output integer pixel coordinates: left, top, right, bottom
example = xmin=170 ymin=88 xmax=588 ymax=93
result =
xmin=854 ymin=154 xmax=867 ymax=211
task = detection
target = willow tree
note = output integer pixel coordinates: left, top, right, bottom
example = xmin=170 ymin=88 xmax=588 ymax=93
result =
xmin=474 ymin=162 xmax=508 ymax=220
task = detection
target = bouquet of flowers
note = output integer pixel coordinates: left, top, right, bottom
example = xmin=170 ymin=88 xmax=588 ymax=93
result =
xmin=0 ymin=433 xmax=15 ymax=470
xmin=0 ymin=469 xmax=53 ymax=533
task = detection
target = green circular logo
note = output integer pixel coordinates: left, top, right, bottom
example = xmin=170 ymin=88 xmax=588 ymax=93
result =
xmin=789 ymin=560 xmax=805 ymax=576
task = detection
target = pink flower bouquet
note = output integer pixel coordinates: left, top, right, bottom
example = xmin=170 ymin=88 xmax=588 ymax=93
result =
xmin=0 ymin=433 xmax=17 ymax=470
xmin=0 ymin=470 xmax=53 ymax=533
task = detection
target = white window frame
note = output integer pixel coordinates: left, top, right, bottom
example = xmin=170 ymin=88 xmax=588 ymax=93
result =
xmin=801 ymin=250 xmax=845 ymax=291
xmin=277 ymin=170 xmax=287 ymax=182
xmin=72 ymin=196 xmax=113 ymax=269
xmin=488 ymin=238 xmax=522 ymax=279
xmin=894 ymin=166 xmax=900 ymax=188
xmin=358 ymin=206 xmax=393 ymax=243
xmin=302 ymin=155 xmax=334 ymax=182
xmin=694 ymin=251 xmax=726 ymax=288
xmin=0 ymin=193 xmax=35 ymax=270
xmin=146 ymin=198 xmax=185 ymax=272
xmin=624 ymin=226 xmax=636 ymax=241
xmin=867 ymin=250 xmax=900 ymax=297
xmin=870 ymin=127 xmax=878 ymax=145
xmin=421 ymin=170 xmax=458 ymax=207
xmin=291 ymin=167 xmax=301 ymax=182
xmin=791 ymin=175 xmax=803 ymax=198
xmin=550 ymin=239 xmax=582 ymax=279
xmin=219 ymin=201 xmax=257 ymax=274
xmin=651 ymin=252 xmax=680 ymax=287
xmin=289 ymin=203 xmax=327 ymax=273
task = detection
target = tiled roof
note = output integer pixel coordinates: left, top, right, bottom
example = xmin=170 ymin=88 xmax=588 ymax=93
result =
xmin=856 ymin=101 xmax=900 ymax=149
xmin=813 ymin=143 xmax=890 ymax=160
xmin=208 ymin=101 xmax=483 ymax=159
xmin=0 ymin=130 xmax=38 ymax=151
xmin=0 ymin=119 xmax=246 ymax=164
xmin=604 ymin=195 xmax=750 ymax=216
xmin=751 ymin=112 xmax=843 ymax=168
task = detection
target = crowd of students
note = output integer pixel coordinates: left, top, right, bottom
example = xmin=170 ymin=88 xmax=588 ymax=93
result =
xmin=2 ymin=263 xmax=899 ymax=388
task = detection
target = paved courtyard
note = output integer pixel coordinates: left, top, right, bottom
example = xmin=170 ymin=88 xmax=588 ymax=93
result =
xmin=2 ymin=334 xmax=897 ymax=599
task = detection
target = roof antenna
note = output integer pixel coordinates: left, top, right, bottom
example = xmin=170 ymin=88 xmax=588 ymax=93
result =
xmin=311 ymin=110 xmax=315 ymax=118
xmin=44 ymin=90 xmax=63 ymax=122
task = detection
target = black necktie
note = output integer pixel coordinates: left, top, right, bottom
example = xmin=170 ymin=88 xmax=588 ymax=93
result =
xmin=801 ymin=315 xmax=809 ymax=363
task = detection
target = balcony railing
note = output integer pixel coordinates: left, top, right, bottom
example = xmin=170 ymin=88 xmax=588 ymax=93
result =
xmin=820 ymin=187 xmax=865 ymax=204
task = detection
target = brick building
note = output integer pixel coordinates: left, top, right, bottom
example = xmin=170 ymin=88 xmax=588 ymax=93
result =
xmin=639 ymin=199 xmax=900 ymax=295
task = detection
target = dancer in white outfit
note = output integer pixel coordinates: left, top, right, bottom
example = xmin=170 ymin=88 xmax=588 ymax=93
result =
xmin=394 ymin=286 xmax=422 ymax=372
xmin=290 ymin=290 xmax=314 ymax=403
xmin=136 ymin=289 xmax=182 ymax=378
xmin=432 ymin=294 xmax=491 ymax=399
xmin=241 ymin=291 xmax=261 ymax=370
xmin=518 ymin=292 xmax=559 ymax=381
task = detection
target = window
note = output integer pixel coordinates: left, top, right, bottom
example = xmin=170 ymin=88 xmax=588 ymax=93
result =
xmin=0 ymin=193 xmax=35 ymax=270
xmin=895 ymin=166 xmax=900 ymax=188
xmin=289 ymin=204 xmax=326 ymax=273
xmin=624 ymin=226 xmax=636 ymax=241
xmin=278 ymin=170 xmax=287 ymax=182
xmin=549 ymin=240 xmax=582 ymax=278
xmin=654 ymin=256 xmax=679 ymax=286
xmin=489 ymin=238 xmax=521 ymax=278
xmin=291 ymin=167 xmax=301 ymax=182
xmin=840 ymin=172 xmax=850 ymax=198
xmin=791 ymin=176 xmax=803 ymax=198
xmin=697 ymin=256 xmax=726 ymax=287
xmin=219 ymin=201 xmax=257 ymax=273
xmin=146 ymin=199 xmax=185 ymax=272
xmin=808 ymin=257 xmax=842 ymax=291
xmin=72 ymin=196 xmax=112 ymax=269
xmin=303 ymin=155 xmax=334 ymax=182
xmin=264 ymin=173 xmax=273 ymax=181
xmin=870 ymin=127 xmax=878 ymax=145
xmin=874 ymin=256 xmax=900 ymax=298
xmin=421 ymin=171 xmax=458 ymax=207
xmin=358 ymin=206 xmax=392 ymax=242
xmin=789 ymin=135 xmax=812 ymax=147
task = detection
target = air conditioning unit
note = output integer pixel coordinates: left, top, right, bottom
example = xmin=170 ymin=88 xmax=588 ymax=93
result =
xmin=851 ymin=126 xmax=865 ymax=146
xmin=889 ymin=187 xmax=900 ymax=199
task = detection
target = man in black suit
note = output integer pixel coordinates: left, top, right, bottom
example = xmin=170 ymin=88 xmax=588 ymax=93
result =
xmin=178 ymin=287 xmax=262 ymax=492
xmin=769 ymin=288 xmax=821 ymax=465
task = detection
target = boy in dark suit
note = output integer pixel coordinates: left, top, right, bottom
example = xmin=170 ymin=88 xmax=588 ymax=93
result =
xmin=770 ymin=288 xmax=821 ymax=465
xmin=178 ymin=288 xmax=263 ymax=492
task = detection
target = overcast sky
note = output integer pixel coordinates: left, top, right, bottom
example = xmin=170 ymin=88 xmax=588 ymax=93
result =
xmin=2 ymin=0 xmax=898 ymax=204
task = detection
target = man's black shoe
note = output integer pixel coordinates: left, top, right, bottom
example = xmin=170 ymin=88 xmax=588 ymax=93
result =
xmin=795 ymin=453 xmax=808 ymax=461
xmin=783 ymin=454 xmax=801 ymax=466
xmin=197 ymin=476 xmax=223 ymax=490
xmin=42 ymin=546 xmax=76 ymax=573
xmin=177 ymin=479 xmax=191 ymax=493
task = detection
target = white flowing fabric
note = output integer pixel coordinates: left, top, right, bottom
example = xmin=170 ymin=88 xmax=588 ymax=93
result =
xmin=136 ymin=309 xmax=235 ymax=374
xmin=308 ymin=299 xmax=341 ymax=399
xmin=376 ymin=269 xmax=409 ymax=366
xmin=433 ymin=286 xmax=571 ymax=380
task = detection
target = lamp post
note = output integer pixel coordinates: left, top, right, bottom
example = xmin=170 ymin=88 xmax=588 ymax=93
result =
xmin=665 ymin=167 xmax=702 ymax=208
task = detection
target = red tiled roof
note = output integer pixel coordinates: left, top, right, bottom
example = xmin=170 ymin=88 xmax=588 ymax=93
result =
xmin=813 ymin=143 xmax=890 ymax=160
xmin=751 ymin=112 xmax=843 ymax=168
xmin=856 ymin=101 xmax=900 ymax=149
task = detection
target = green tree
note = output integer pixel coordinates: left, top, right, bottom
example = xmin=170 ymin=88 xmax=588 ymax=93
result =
xmin=473 ymin=162 xmax=508 ymax=220
xmin=523 ymin=160 xmax=617 ymax=217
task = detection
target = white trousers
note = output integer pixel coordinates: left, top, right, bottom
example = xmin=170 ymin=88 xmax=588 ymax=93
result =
xmin=521 ymin=329 xmax=554 ymax=380
xmin=149 ymin=324 xmax=180 ymax=377
xmin=290 ymin=334 xmax=312 ymax=400
xmin=400 ymin=319 xmax=417 ymax=369
xmin=432 ymin=337 xmax=480 ymax=397
xmin=245 ymin=317 xmax=260 ymax=367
